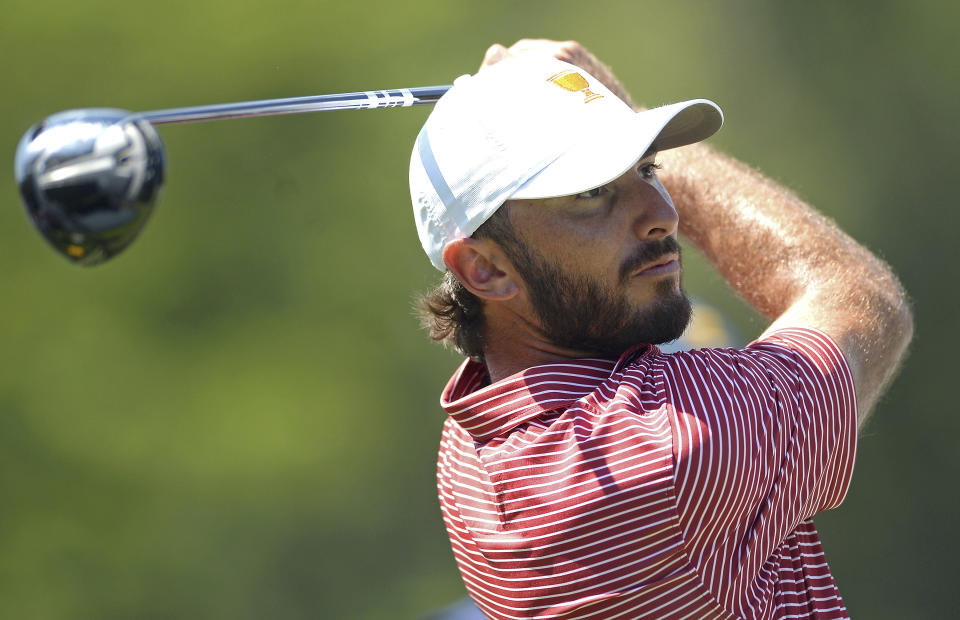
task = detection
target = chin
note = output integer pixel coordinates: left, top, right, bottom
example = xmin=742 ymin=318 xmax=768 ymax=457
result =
xmin=633 ymin=287 xmax=693 ymax=346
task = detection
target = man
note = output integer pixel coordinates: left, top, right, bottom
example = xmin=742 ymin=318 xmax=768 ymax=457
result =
xmin=411 ymin=40 xmax=912 ymax=620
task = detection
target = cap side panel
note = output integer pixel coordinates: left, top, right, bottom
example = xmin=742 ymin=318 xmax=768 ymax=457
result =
xmin=417 ymin=127 xmax=461 ymax=218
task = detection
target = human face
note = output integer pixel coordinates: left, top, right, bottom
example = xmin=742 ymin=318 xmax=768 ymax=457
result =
xmin=500 ymin=154 xmax=691 ymax=357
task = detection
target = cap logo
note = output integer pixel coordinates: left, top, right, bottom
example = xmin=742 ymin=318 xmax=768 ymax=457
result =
xmin=547 ymin=70 xmax=604 ymax=103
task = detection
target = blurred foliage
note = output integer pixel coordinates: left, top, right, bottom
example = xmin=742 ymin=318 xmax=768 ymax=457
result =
xmin=1 ymin=1 xmax=955 ymax=618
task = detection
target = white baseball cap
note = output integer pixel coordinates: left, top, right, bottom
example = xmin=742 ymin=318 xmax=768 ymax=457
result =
xmin=410 ymin=55 xmax=723 ymax=270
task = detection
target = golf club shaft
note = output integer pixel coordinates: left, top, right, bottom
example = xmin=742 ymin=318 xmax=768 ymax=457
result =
xmin=140 ymin=85 xmax=451 ymax=125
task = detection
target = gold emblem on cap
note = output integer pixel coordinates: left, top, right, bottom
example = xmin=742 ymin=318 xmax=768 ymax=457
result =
xmin=547 ymin=70 xmax=604 ymax=103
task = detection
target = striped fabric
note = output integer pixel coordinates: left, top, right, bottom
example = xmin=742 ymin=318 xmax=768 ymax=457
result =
xmin=437 ymin=328 xmax=857 ymax=619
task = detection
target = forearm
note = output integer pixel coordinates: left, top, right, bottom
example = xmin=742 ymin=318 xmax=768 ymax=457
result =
xmin=660 ymin=143 xmax=913 ymax=419
xmin=661 ymin=144 xmax=857 ymax=318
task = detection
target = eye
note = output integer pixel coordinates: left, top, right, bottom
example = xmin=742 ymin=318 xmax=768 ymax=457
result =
xmin=639 ymin=162 xmax=662 ymax=180
xmin=575 ymin=186 xmax=607 ymax=200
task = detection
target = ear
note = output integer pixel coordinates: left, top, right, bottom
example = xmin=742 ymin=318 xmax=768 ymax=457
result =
xmin=442 ymin=238 xmax=520 ymax=301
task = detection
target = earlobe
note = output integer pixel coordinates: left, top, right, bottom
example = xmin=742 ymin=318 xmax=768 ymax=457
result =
xmin=443 ymin=238 xmax=520 ymax=300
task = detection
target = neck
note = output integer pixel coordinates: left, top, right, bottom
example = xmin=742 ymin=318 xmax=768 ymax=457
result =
xmin=481 ymin=306 xmax=607 ymax=383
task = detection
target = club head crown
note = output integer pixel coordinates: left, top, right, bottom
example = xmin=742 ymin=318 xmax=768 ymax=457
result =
xmin=15 ymin=108 xmax=165 ymax=266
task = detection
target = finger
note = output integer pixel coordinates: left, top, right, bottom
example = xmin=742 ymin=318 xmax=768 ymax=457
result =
xmin=507 ymin=38 xmax=567 ymax=59
xmin=480 ymin=43 xmax=511 ymax=68
xmin=505 ymin=39 xmax=596 ymax=71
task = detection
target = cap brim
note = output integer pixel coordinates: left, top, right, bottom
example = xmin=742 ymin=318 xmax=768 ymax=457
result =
xmin=511 ymin=99 xmax=723 ymax=200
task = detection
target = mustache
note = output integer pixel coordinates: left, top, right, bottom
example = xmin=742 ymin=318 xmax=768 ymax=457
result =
xmin=618 ymin=236 xmax=682 ymax=283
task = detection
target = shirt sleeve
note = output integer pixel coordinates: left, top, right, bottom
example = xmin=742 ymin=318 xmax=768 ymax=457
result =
xmin=659 ymin=327 xmax=857 ymax=602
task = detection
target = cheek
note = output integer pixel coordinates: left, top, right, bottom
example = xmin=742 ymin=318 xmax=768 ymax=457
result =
xmin=533 ymin=227 xmax=620 ymax=275
xmin=509 ymin=202 xmax=627 ymax=277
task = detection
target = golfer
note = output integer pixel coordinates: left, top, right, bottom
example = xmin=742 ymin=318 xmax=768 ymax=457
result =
xmin=411 ymin=40 xmax=912 ymax=619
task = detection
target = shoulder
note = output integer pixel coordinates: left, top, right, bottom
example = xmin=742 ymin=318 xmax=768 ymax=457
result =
xmin=600 ymin=328 xmax=857 ymax=453
xmin=628 ymin=327 xmax=854 ymax=405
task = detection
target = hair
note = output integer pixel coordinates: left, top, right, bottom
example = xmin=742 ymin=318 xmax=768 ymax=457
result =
xmin=416 ymin=204 xmax=518 ymax=361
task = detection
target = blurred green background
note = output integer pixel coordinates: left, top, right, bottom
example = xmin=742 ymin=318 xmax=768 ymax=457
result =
xmin=1 ymin=1 xmax=955 ymax=618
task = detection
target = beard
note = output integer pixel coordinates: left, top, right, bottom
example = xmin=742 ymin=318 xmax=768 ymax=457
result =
xmin=507 ymin=236 xmax=692 ymax=359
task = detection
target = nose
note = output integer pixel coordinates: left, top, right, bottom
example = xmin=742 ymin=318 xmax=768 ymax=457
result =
xmin=616 ymin=173 xmax=679 ymax=241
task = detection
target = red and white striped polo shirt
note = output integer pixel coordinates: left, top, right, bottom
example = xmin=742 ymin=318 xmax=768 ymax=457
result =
xmin=437 ymin=327 xmax=857 ymax=619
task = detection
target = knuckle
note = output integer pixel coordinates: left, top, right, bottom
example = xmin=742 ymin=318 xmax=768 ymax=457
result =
xmin=481 ymin=43 xmax=507 ymax=65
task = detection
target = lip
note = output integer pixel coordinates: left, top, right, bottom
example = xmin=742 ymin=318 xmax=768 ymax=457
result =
xmin=634 ymin=254 xmax=680 ymax=277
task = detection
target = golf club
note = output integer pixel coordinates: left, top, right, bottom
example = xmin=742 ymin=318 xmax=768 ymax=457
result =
xmin=14 ymin=85 xmax=451 ymax=266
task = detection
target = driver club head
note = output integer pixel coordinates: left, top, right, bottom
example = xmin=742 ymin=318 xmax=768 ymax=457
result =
xmin=14 ymin=108 xmax=165 ymax=266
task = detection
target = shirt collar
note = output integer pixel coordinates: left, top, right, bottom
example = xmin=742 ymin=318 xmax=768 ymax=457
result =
xmin=440 ymin=344 xmax=653 ymax=442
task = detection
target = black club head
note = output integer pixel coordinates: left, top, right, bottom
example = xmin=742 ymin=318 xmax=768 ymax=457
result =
xmin=14 ymin=108 xmax=165 ymax=266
